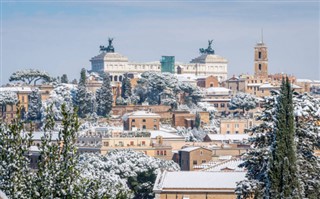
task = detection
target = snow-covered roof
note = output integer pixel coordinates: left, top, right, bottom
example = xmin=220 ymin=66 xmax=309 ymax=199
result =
xmin=31 ymin=131 xmax=60 ymax=141
xmin=0 ymin=86 xmax=32 ymax=92
xmin=205 ymin=134 xmax=249 ymax=141
xmin=29 ymin=145 xmax=40 ymax=152
xmin=206 ymin=87 xmax=230 ymax=93
xmin=125 ymin=110 xmax=160 ymax=118
xmin=179 ymin=146 xmax=201 ymax=152
xmin=149 ymin=130 xmax=184 ymax=139
xmin=201 ymin=98 xmax=231 ymax=102
xmin=259 ymin=83 xmax=274 ymax=89
xmin=203 ymin=159 xmax=245 ymax=172
xmin=292 ymin=84 xmax=301 ymax=89
xmin=247 ymin=83 xmax=262 ymax=87
xmin=154 ymin=171 xmax=245 ymax=192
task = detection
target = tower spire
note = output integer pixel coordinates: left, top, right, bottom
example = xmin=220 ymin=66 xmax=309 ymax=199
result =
xmin=261 ymin=28 xmax=264 ymax=43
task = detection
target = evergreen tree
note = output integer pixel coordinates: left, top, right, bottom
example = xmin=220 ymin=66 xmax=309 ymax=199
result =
xmin=268 ymin=77 xmax=301 ymax=198
xmin=76 ymin=68 xmax=94 ymax=118
xmin=61 ymin=74 xmax=69 ymax=83
xmin=195 ymin=112 xmax=201 ymax=129
xmin=27 ymin=88 xmax=42 ymax=121
xmin=229 ymin=92 xmax=257 ymax=114
xmin=96 ymin=73 xmax=113 ymax=117
xmin=0 ymin=107 xmax=33 ymax=199
xmin=121 ymin=73 xmax=132 ymax=99
xmin=235 ymin=78 xmax=319 ymax=199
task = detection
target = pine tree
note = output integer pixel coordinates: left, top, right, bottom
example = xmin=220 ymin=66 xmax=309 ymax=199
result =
xmin=0 ymin=106 xmax=33 ymax=199
xmin=268 ymin=78 xmax=301 ymax=198
xmin=27 ymin=88 xmax=42 ymax=121
xmin=121 ymin=73 xmax=132 ymax=100
xmin=96 ymin=73 xmax=113 ymax=117
xmin=61 ymin=74 xmax=69 ymax=83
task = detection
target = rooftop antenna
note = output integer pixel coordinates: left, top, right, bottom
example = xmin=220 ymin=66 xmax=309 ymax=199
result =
xmin=261 ymin=28 xmax=264 ymax=43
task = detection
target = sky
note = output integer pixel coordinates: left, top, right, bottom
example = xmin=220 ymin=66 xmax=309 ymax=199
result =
xmin=1 ymin=0 xmax=319 ymax=84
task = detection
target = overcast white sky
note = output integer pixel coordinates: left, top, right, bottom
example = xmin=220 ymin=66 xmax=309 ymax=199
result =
xmin=1 ymin=1 xmax=319 ymax=84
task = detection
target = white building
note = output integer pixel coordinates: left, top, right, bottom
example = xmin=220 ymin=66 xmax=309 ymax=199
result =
xmin=90 ymin=39 xmax=228 ymax=82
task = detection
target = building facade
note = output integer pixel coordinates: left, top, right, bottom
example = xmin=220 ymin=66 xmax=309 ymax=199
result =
xmin=90 ymin=39 xmax=228 ymax=82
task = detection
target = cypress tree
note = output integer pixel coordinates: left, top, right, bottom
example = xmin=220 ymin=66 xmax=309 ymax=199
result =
xmin=76 ymin=68 xmax=94 ymax=118
xmin=27 ymin=88 xmax=42 ymax=121
xmin=96 ymin=73 xmax=113 ymax=117
xmin=195 ymin=112 xmax=201 ymax=129
xmin=121 ymin=73 xmax=132 ymax=99
xmin=268 ymin=77 xmax=301 ymax=198
xmin=61 ymin=74 xmax=69 ymax=84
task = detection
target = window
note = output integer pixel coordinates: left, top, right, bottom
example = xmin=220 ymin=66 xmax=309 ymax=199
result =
xmin=221 ymin=103 xmax=225 ymax=108
xmin=214 ymin=103 xmax=218 ymax=107
xmin=132 ymin=119 xmax=135 ymax=122
xmin=157 ymin=151 xmax=160 ymax=155
xmin=153 ymin=125 xmax=157 ymax=130
xmin=227 ymin=124 xmax=230 ymax=128
xmin=259 ymin=64 xmax=262 ymax=70
xmin=235 ymin=124 xmax=239 ymax=128
xmin=235 ymin=131 xmax=239 ymax=134
xmin=160 ymin=151 xmax=163 ymax=155
xmin=202 ymin=160 xmax=206 ymax=164
xmin=226 ymin=131 xmax=230 ymax=134
xmin=154 ymin=119 xmax=157 ymax=122
xmin=104 ymin=142 xmax=109 ymax=147
xmin=130 ymin=141 xmax=134 ymax=146
xmin=258 ymin=51 xmax=262 ymax=59
xmin=164 ymin=150 xmax=167 ymax=156
xmin=142 ymin=141 xmax=146 ymax=146
xmin=193 ymin=160 xmax=197 ymax=165
xmin=142 ymin=125 xmax=146 ymax=129
xmin=142 ymin=119 xmax=146 ymax=122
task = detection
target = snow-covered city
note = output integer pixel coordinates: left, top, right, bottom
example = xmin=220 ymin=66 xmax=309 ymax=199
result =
xmin=1 ymin=1 xmax=319 ymax=199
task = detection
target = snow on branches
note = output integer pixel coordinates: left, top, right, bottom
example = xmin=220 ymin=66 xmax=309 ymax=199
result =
xmin=9 ymin=69 xmax=52 ymax=85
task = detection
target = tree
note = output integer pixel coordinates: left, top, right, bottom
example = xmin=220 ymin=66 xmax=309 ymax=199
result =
xmin=78 ymin=149 xmax=180 ymax=199
xmin=229 ymin=92 xmax=257 ymax=113
xmin=195 ymin=112 xmax=201 ymax=129
xmin=9 ymin=69 xmax=51 ymax=85
xmin=76 ymin=68 xmax=93 ymax=118
xmin=268 ymin=78 xmax=301 ymax=198
xmin=121 ymin=73 xmax=132 ymax=100
xmin=61 ymin=74 xmax=69 ymax=84
xmin=0 ymin=107 xmax=34 ymax=199
xmin=96 ymin=73 xmax=113 ymax=117
xmin=236 ymin=79 xmax=320 ymax=199
xmin=27 ymin=88 xmax=42 ymax=121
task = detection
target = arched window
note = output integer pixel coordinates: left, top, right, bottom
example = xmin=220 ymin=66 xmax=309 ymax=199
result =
xmin=259 ymin=64 xmax=262 ymax=70
xmin=114 ymin=76 xmax=118 ymax=82
xmin=119 ymin=76 xmax=123 ymax=82
xmin=110 ymin=75 xmax=113 ymax=81
xmin=258 ymin=52 xmax=262 ymax=59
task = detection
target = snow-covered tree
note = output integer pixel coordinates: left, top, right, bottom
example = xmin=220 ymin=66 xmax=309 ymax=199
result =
xmin=41 ymin=84 xmax=76 ymax=121
xmin=61 ymin=74 xmax=69 ymax=84
xmin=121 ymin=73 xmax=132 ymax=100
xmin=9 ymin=69 xmax=52 ymax=85
xmin=268 ymin=78 xmax=301 ymax=198
xmin=96 ymin=73 xmax=113 ymax=117
xmin=27 ymin=88 xmax=42 ymax=121
xmin=76 ymin=68 xmax=94 ymax=118
xmin=78 ymin=149 xmax=180 ymax=199
xmin=0 ymin=108 xmax=34 ymax=199
xmin=236 ymin=83 xmax=320 ymax=198
xmin=0 ymin=91 xmax=18 ymax=105
xmin=229 ymin=92 xmax=258 ymax=113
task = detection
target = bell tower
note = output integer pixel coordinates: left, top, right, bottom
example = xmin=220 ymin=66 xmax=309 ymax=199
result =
xmin=254 ymin=30 xmax=268 ymax=77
